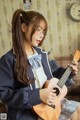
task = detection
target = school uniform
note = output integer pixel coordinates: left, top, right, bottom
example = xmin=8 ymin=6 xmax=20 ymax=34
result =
xmin=0 ymin=47 xmax=53 ymax=120
xmin=0 ymin=46 xmax=79 ymax=120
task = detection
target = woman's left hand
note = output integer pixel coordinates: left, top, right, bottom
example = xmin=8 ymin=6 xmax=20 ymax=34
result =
xmin=68 ymin=60 xmax=78 ymax=76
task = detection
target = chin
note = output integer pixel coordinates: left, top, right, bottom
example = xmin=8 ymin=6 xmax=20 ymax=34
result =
xmin=33 ymin=43 xmax=39 ymax=47
xmin=34 ymin=43 xmax=39 ymax=47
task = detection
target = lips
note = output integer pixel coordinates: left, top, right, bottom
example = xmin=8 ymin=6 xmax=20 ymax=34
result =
xmin=36 ymin=40 xmax=41 ymax=44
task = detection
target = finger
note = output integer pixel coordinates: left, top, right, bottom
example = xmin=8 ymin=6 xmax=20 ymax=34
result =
xmin=72 ymin=60 xmax=78 ymax=63
xmin=72 ymin=60 xmax=78 ymax=65
xmin=69 ymin=64 xmax=78 ymax=71
xmin=50 ymin=92 xmax=57 ymax=97
xmin=71 ymin=69 xmax=78 ymax=76
xmin=68 ymin=62 xmax=78 ymax=68
xmin=45 ymin=94 xmax=57 ymax=104
xmin=45 ymin=98 xmax=52 ymax=105
xmin=50 ymin=89 xmax=58 ymax=93
xmin=46 ymin=99 xmax=54 ymax=106
xmin=74 ymin=71 xmax=78 ymax=75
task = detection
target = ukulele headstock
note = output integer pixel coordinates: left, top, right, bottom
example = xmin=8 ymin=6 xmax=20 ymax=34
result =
xmin=73 ymin=50 xmax=80 ymax=62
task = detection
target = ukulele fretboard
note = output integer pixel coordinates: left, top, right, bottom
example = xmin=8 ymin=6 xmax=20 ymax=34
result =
xmin=57 ymin=67 xmax=71 ymax=88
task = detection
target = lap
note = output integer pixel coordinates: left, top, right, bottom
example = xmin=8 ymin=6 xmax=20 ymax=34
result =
xmin=59 ymin=98 xmax=80 ymax=120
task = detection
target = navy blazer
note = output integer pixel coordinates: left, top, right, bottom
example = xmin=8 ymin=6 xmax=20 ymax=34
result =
xmin=0 ymin=47 xmax=53 ymax=120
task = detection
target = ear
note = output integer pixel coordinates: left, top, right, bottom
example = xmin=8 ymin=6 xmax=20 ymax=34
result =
xmin=21 ymin=23 xmax=27 ymax=32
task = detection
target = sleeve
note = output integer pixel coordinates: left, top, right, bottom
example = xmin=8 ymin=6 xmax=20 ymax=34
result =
xmin=49 ymin=59 xmax=75 ymax=86
xmin=0 ymin=55 xmax=41 ymax=109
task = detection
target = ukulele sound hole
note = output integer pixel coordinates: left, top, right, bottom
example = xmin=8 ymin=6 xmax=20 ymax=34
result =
xmin=53 ymin=87 xmax=60 ymax=96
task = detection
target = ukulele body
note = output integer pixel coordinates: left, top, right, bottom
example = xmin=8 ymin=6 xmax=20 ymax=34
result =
xmin=46 ymin=77 xmax=68 ymax=107
xmin=33 ymin=78 xmax=67 ymax=120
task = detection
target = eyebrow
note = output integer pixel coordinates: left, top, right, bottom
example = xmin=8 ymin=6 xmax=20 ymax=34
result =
xmin=37 ymin=26 xmax=45 ymax=30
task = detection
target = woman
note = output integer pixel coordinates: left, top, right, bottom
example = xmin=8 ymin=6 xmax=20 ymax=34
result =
xmin=0 ymin=9 xmax=59 ymax=120
xmin=0 ymin=9 xmax=78 ymax=120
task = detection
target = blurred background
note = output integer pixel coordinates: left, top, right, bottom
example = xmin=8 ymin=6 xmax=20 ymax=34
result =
xmin=0 ymin=0 xmax=80 ymax=57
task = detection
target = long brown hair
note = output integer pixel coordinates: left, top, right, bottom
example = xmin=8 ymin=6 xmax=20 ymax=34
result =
xmin=12 ymin=9 xmax=47 ymax=84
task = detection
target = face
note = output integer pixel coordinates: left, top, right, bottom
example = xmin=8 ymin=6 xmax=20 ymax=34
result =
xmin=31 ymin=21 xmax=46 ymax=47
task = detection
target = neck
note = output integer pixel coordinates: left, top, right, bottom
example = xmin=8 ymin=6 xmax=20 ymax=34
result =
xmin=25 ymin=42 xmax=35 ymax=56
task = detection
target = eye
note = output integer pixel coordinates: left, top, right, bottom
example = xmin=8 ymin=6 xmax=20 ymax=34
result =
xmin=34 ymin=27 xmax=46 ymax=36
xmin=36 ymin=28 xmax=41 ymax=32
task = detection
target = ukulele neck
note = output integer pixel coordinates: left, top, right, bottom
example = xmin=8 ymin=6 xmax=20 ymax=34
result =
xmin=57 ymin=66 xmax=71 ymax=88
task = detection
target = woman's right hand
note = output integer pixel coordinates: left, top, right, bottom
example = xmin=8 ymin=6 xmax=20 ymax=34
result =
xmin=39 ymin=88 xmax=57 ymax=106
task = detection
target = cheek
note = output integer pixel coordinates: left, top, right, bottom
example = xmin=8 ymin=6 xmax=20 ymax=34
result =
xmin=31 ymin=34 xmax=36 ymax=45
xmin=32 ymin=34 xmax=36 ymax=42
xmin=32 ymin=32 xmax=37 ymax=41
